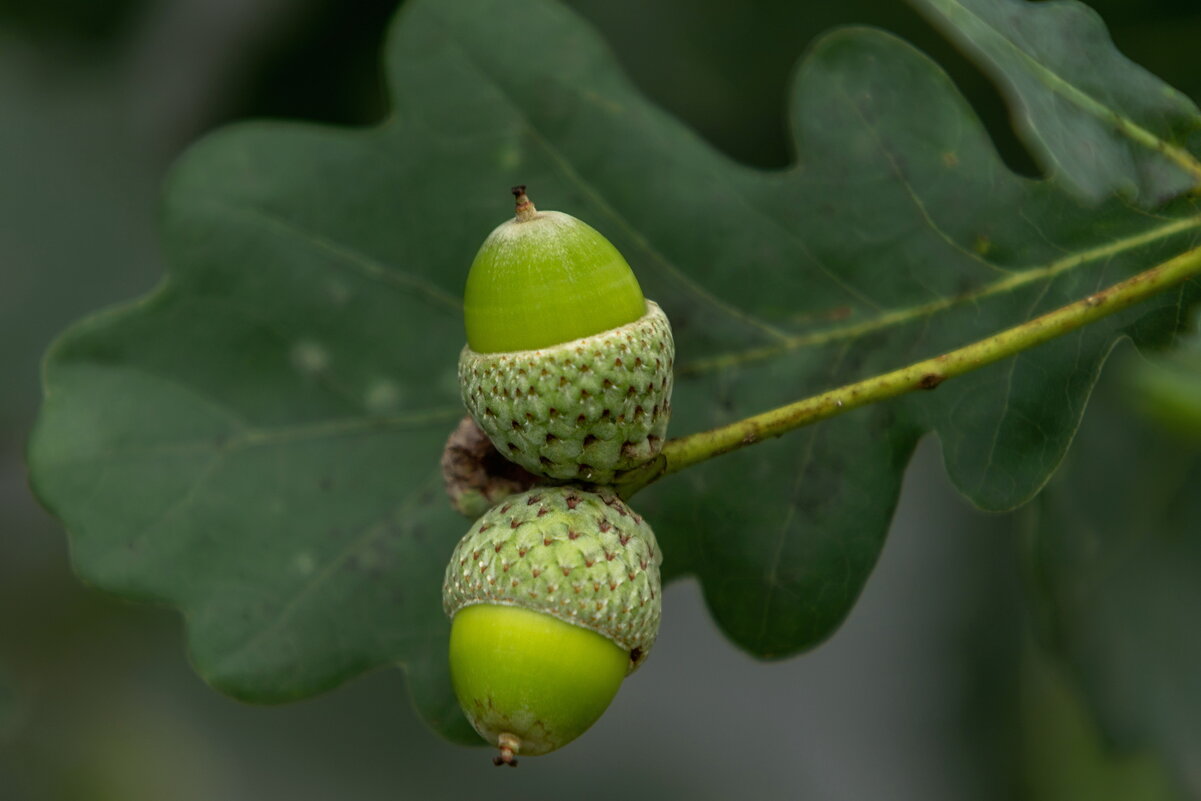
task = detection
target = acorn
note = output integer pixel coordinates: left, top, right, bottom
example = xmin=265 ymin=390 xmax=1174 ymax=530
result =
xmin=440 ymin=415 xmax=540 ymax=519
xmin=442 ymin=485 xmax=662 ymax=764
xmin=458 ymin=188 xmax=674 ymax=484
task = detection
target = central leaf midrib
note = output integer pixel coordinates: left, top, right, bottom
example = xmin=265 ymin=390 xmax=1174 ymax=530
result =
xmin=680 ymin=213 xmax=1201 ymax=375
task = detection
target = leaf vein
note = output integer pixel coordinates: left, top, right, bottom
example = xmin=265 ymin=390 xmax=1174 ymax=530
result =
xmin=922 ymin=0 xmax=1201 ymax=185
xmin=678 ymin=214 xmax=1201 ymax=376
xmin=435 ymin=27 xmax=794 ymax=344
xmin=195 ymin=198 xmax=463 ymax=313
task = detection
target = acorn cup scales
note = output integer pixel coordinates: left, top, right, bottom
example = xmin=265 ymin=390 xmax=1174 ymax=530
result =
xmin=442 ymin=485 xmax=663 ymax=763
xmin=458 ymin=188 xmax=674 ymax=484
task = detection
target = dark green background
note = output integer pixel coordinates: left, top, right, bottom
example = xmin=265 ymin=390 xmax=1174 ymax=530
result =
xmin=2 ymin=1 xmax=1199 ymax=798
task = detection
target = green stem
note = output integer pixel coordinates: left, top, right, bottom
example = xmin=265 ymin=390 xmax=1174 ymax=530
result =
xmin=618 ymin=244 xmax=1201 ymax=497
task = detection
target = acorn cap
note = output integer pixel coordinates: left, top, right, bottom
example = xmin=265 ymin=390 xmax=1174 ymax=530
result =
xmin=463 ymin=187 xmax=647 ymax=354
xmin=459 ymin=301 xmax=673 ymax=483
xmin=442 ymin=486 xmax=662 ymax=672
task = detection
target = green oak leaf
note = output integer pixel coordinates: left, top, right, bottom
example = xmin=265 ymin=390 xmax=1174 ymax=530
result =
xmin=1027 ymin=361 xmax=1201 ymax=784
xmin=913 ymin=0 xmax=1201 ymax=205
xmin=1020 ymin=646 xmax=1184 ymax=801
xmin=1125 ymin=309 xmax=1201 ymax=435
xmin=27 ymin=0 xmax=1201 ymax=737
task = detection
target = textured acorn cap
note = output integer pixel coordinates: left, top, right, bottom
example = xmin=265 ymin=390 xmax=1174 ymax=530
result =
xmin=459 ymin=301 xmax=674 ymax=483
xmin=442 ymin=486 xmax=662 ymax=673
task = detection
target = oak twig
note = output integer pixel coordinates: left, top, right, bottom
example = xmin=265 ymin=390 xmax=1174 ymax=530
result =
xmin=616 ymin=243 xmax=1201 ymax=498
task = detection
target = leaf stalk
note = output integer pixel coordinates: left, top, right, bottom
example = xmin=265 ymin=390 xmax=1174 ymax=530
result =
xmin=617 ymin=244 xmax=1201 ymax=497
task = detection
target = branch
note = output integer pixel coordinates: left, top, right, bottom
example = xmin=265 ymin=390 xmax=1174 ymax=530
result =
xmin=617 ymin=243 xmax=1201 ymax=497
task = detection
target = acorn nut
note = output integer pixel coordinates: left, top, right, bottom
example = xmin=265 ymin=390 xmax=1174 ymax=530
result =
xmin=458 ymin=188 xmax=674 ymax=484
xmin=442 ymin=485 xmax=662 ymax=763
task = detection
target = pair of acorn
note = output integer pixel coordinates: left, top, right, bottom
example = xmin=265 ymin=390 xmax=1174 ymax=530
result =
xmin=443 ymin=188 xmax=673 ymax=765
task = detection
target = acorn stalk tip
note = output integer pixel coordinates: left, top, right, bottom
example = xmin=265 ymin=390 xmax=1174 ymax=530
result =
xmin=512 ymin=185 xmax=537 ymax=221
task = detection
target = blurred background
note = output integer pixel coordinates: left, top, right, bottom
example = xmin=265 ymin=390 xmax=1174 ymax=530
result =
xmin=2 ymin=0 xmax=1200 ymax=798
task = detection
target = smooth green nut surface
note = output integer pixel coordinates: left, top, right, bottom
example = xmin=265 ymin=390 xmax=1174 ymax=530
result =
xmin=443 ymin=486 xmax=662 ymax=760
xmin=463 ymin=206 xmax=647 ymax=354
xmin=459 ymin=302 xmax=674 ymax=483
xmin=459 ymin=192 xmax=674 ymax=482
xmin=449 ymin=604 xmax=628 ymax=756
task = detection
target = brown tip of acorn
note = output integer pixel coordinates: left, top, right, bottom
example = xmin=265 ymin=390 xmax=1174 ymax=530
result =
xmin=512 ymin=185 xmax=537 ymax=222
xmin=493 ymin=732 xmax=521 ymax=767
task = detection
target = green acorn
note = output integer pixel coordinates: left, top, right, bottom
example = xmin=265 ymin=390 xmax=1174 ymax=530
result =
xmin=442 ymin=485 xmax=662 ymax=764
xmin=458 ymin=188 xmax=674 ymax=484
